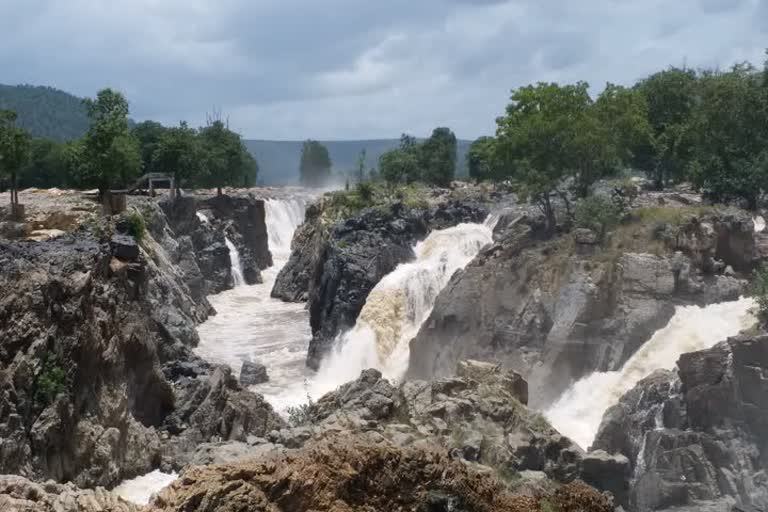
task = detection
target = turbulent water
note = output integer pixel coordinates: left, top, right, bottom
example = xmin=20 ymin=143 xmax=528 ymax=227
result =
xmin=195 ymin=198 xmax=311 ymax=406
xmin=113 ymin=470 xmax=178 ymax=505
xmin=544 ymin=297 xmax=757 ymax=450
xmin=309 ymin=220 xmax=495 ymax=396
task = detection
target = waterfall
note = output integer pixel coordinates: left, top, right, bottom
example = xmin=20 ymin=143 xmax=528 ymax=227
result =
xmin=112 ymin=470 xmax=177 ymax=505
xmin=265 ymin=198 xmax=307 ymax=264
xmin=225 ymin=237 xmax=246 ymax=287
xmin=544 ymin=297 xmax=756 ymax=450
xmin=307 ymin=221 xmax=494 ymax=398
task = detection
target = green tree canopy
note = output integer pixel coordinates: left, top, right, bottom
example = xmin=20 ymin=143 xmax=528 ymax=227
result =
xmin=152 ymin=122 xmax=203 ymax=192
xmin=635 ymin=67 xmax=698 ymax=187
xmin=467 ymin=136 xmax=499 ymax=182
xmin=0 ymin=110 xmax=32 ymax=206
xmin=419 ymin=127 xmax=457 ymax=187
xmin=687 ymin=64 xmax=768 ymax=208
xmin=78 ymin=89 xmax=140 ymax=193
xmin=197 ymin=120 xmax=258 ymax=190
xmin=299 ymin=140 xmax=332 ymax=187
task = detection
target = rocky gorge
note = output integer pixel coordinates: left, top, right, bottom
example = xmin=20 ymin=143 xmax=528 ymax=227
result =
xmin=1 ymin=183 xmax=768 ymax=512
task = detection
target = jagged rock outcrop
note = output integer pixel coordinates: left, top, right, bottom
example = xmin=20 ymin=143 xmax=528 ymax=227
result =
xmin=408 ymin=204 xmax=757 ymax=406
xmin=156 ymin=193 xmax=273 ymax=292
xmin=152 ymin=434 xmax=615 ymax=512
xmin=0 ymin=206 xmax=284 ymax=489
xmin=0 ymin=475 xmax=139 ymax=512
xmin=273 ymin=199 xmax=489 ymax=369
xmin=592 ymin=332 xmax=768 ymax=511
xmin=188 ymin=361 xmax=626 ymax=504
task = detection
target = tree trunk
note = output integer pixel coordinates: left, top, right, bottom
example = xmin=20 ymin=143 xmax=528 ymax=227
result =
xmin=539 ymin=194 xmax=556 ymax=235
xmin=217 ymin=186 xmax=223 ymax=197
xmin=10 ymin=170 xmax=17 ymax=206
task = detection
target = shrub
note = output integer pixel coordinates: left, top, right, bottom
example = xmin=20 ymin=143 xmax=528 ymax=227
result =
xmin=753 ymin=264 xmax=768 ymax=325
xmin=574 ymin=195 xmax=624 ymax=240
xmin=125 ymin=210 xmax=146 ymax=241
xmin=356 ymin=181 xmax=374 ymax=202
xmin=34 ymin=354 xmax=69 ymax=407
xmin=286 ymin=401 xmax=313 ymax=427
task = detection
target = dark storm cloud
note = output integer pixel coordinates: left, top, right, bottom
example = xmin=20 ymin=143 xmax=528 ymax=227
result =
xmin=0 ymin=0 xmax=764 ymax=139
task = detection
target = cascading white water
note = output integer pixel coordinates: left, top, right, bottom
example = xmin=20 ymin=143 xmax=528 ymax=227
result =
xmin=544 ymin=297 xmax=757 ymax=450
xmin=224 ymin=237 xmax=246 ymax=287
xmin=304 ymin=220 xmax=495 ymax=400
xmin=195 ymin=197 xmax=312 ymax=407
xmin=113 ymin=470 xmax=178 ymax=505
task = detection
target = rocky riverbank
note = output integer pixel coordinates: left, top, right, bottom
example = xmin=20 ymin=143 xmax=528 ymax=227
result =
xmin=0 ymin=191 xmax=284 ymax=489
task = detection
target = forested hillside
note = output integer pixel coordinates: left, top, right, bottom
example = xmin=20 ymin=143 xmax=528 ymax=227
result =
xmin=0 ymin=84 xmax=90 ymax=141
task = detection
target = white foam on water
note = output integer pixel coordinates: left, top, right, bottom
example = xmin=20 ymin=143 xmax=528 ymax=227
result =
xmin=113 ymin=470 xmax=178 ymax=506
xmin=303 ymin=221 xmax=495 ymax=401
xmin=225 ymin=237 xmax=246 ymax=287
xmin=544 ymin=297 xmax=757 ymax=450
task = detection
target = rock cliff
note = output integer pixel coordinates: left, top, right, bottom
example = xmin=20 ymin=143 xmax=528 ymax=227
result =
xmin=408 ymin=202 xmax=762 ymax=406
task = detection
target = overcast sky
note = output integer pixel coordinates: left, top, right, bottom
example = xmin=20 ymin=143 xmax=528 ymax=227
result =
xmin=0 ymin=0 xmax=765 ymax=140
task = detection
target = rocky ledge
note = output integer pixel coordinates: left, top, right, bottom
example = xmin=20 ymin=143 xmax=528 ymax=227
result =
xmin=272 ymin=188 xmax=493 ymax=369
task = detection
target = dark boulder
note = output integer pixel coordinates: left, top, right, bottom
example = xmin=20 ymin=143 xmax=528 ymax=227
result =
xmin=109 ymin=234 xmax=139 ymax=261
xmin=239 ymin=360 xmax=269 ymax=386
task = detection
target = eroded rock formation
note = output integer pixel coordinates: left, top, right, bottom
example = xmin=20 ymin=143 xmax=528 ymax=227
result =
xmin=409 ymin=204 xmax=762 ymax=406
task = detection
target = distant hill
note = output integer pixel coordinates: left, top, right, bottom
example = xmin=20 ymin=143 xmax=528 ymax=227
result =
xmin=0 ymin=84 xmax=90 ymax=142
xmin=0 ymin=83 xmax=471 ymax=185
xmin=246 ymin=139 xmax=471 ymax=185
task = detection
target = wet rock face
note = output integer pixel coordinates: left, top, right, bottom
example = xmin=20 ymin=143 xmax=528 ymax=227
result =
xmin=408 ymin=207 xmax=753 ymax=407
xmin=157 ymin=193 xmax=272 ymax=292
xmin=593 ymin=334 xmax=768 ymax=511
xmin=0 ymin=208 xmax=284 ymax=488
xmin=273 ymin=199 xmax=489 ymax=370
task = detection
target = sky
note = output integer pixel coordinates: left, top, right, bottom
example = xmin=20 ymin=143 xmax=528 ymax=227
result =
xmin=0 ymin=0 xmax=765 ymax=140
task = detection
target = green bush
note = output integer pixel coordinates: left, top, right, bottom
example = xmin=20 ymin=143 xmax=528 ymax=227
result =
xmin=34 ymin=354 xmax=69 ymax=406
xmin=125 ymin=210 xmax=146 ymax=241
xmin=753 ymin=264 xmax=768 ymax=325
xmin=574 ymin=195 xmax=624 ymax=240
xmin=356 ymin=181 xmax=374 ymax=202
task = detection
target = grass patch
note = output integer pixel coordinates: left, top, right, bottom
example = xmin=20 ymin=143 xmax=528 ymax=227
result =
xmin=631 ymin=205 xmax=713 ymax=226
xmin=321 ymin=182 xmax=430 ymax=223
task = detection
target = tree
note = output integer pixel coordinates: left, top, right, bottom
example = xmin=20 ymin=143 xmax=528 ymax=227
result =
xmin=495 ymin=82 xmax=592 ymax=230
xmin=0 ymin=110 xmax=31 ymax=208
xmin=197 ymin=119 xmax=258 ymax=193
xmin=635 ymin=67 xmax=698 ymax=188
xmin=419 ymin=127 xmax=456 ymax=187
xmin=80 ymin=89 xmax=140 ymax=195
xmin=152 ymin=122 xmax=203 ymax=194
xmin=467 ymin=136 xmax=499 ymax=182
xmin=19 ymin=138 xmax=67 ymax=188
xmin=687 ymin=64 xmax=768 ymax=208
xmin=132 ymin=120 xmax=167 ymax=174
xmin=299 ymin=140 xmax=332 ymax=187
xmin=379 ymin=148 xmax=419 ymax=186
